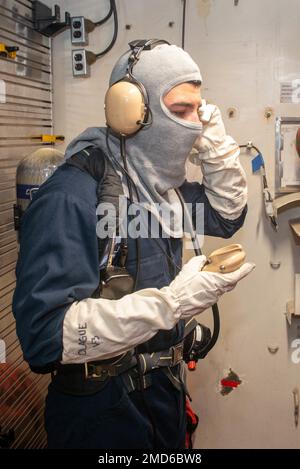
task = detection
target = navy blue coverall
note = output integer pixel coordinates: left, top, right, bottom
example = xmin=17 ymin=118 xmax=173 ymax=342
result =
xmin=12 ymin=155 xmax=246 ymax=449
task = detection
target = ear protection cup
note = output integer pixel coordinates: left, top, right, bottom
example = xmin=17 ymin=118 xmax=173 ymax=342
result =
xmin=105 ymin=39 xmax=170 ymax=137
xmin=105 ymin=81 xmax=147 ymax=136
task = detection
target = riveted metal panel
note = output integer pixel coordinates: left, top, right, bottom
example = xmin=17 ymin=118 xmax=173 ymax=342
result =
xmin=0 ymin=269 xmax=15 ymax=290
xmin=0 ymin=95 xmax=51 ymax=109
xmin=0 ymin=145 xmax=52 ymax=160
xmin=0 ymin=231 xmax=16 ymax=249
xmin=0 ymin=29 xmax=50 ymax=62
xmin=0 ymin=13 xmax=50 ymax=50
xmin=0 ymin=60 xmax=51 ymax=86
xmin=0 ymin=103 xmax=51 ymax=118
xmin=2 ymin=81 xmax=51 ymax=102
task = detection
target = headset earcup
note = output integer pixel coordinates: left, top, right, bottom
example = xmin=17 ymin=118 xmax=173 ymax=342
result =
xmin=105 ymin=81 xmax=146 ymax=136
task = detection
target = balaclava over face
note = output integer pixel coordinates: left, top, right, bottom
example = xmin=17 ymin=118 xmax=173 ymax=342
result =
xmin=109 ymin=44 xmax=203 ymax=236
xmin=65 ymin=44 xmax=203 ymax=237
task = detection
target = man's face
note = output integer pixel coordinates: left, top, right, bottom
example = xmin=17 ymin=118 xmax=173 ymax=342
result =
xmin=163 ymin=82 xmax=202 ymax=123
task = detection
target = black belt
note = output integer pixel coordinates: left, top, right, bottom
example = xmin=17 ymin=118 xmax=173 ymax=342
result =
xmin=51 ymin=342 xmax=185 ymax=396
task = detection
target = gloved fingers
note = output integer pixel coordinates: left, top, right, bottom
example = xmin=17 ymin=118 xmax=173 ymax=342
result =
xmin=192 ymin=135 xmax=214 ymax=154
xmin=198 ymin=103 xmax=217 ymax=124
xmin=189 ymin=149 xmax=203 ymax=166
xmin=198 ymin=98 xmax=206 ymax=111
xmin=208 ymin=105 xmax=222 ymax=124
xmin=181 ymin=255 xmax=207 ymax=274
xmin=168 ymin=261 xmax=255 ymax=319
xmin=222 ymin=262 xmax=256 ymax=284
xmin=198 ymin=262 xmax=255 ymax=296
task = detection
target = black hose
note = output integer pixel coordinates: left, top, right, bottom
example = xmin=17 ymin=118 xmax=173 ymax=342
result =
xmin=95 ymin=0 xmax=114 ymax=26
xmin=239 ymin=143 xmax=261 ymax=155
xmin=120 ymin=137 xmax=140 ymax=291
xmin=182 ymin=0 xmax=187 ymax=49
xmin=175 ymin=188 xmax=220 ymax=358
xmin=105 ymin=129 xmax=139 ymax=197
xmin=96 ymin=0 xmax=118 ymax=58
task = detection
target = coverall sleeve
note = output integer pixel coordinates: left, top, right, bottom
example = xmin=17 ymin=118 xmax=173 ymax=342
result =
xmin=179 ymin=180 xmax=247 ymax=239
xmin=12 ymin=190 xmax=100 ymax=369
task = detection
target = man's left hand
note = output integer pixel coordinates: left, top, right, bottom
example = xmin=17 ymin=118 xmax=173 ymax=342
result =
xmin=190 ymin=100 xmax=239 ymax=164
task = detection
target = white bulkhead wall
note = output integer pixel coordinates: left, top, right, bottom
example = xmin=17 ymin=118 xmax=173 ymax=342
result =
xmin=45 ymin=0 xmax=300 ymax=448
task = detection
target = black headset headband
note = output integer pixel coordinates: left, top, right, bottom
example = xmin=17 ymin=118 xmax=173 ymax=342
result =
xmin=127 ymin=39 xmax=170 ymax=75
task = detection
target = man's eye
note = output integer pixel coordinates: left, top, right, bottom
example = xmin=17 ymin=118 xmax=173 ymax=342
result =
xmin=173 ymin=111 xmax=186 ymax=118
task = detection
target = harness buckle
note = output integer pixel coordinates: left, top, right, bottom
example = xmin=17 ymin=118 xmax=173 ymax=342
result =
xmin=84 ymin=362 xmax=114 ymax=381
xmin=171 ymin=343 xmax=184 ymax=366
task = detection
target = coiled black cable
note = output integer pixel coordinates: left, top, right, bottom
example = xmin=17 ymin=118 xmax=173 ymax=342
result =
xmin=96 ymin=0 xmax=118 ymax=58
xmin=175 ymin=188 xmax=220 ymax=358
xmin=95 ymin=0 xmax=114 ymax=26
xmin=182 ymin=0 xmax=187 ymax=49
xmin=119 ymin=136 xmax=141 ymax=292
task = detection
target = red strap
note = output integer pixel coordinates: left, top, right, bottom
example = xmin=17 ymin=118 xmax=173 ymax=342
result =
xmin=185 ymin=399 xmax=199 ymax=449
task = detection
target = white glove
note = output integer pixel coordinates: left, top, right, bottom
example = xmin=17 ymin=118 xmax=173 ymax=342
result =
xmin=164 ymin=255 xmax=255 ymax=319
xmin=191 ymin=100 xmax=239 ymax=160
xmin=189 ymin=101 xmax=248 ymax=220
xmin=62 ymin=255 xmax=255 ymax=364
xmin=62 ymin=285 xmax=181 ymax=364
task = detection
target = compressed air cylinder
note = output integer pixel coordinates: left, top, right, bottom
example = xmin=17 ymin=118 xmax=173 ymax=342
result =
xmin=16 ymin=147 xmax=64 ymax=214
